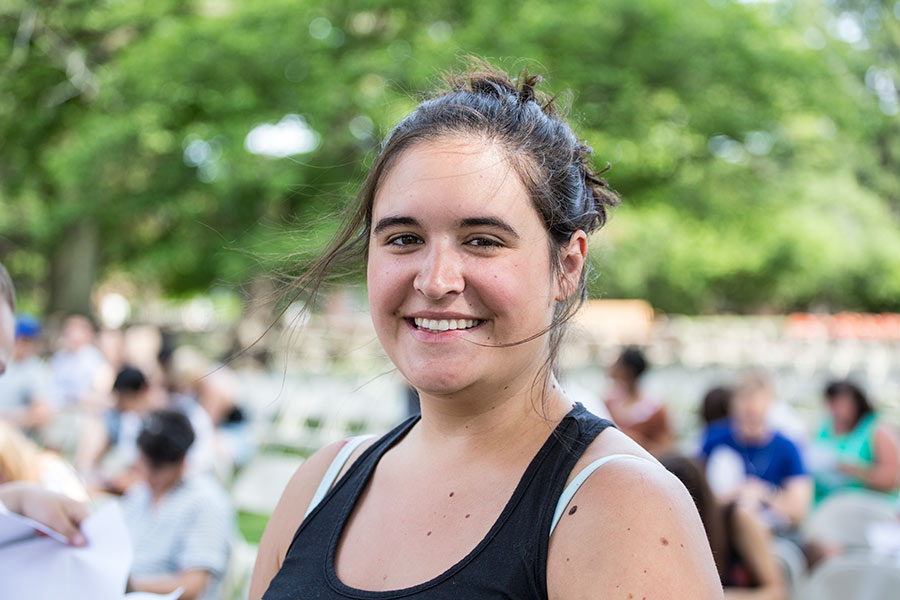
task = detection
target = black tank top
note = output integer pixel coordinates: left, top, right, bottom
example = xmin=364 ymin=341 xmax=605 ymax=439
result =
xmin=262 ymin=403 xmax=614 ymax=600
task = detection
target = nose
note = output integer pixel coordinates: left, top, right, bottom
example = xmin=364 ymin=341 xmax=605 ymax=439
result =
xmin=413 ymin=243 xmax=465 ymax=299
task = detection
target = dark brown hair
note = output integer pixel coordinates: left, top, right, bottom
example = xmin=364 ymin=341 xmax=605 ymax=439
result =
xmin=283 ymin=60 xmax=619 ymax=388
xmin=700 ymin=385 xmax=733 ymax=426
xmin=138 ymin=409 xmax=195 ymax=468
xmin=824 ymin=380 xmax=873 ymax=428
xmin=660 ymin=454 xmax=728 ymax=581
xmin=614 ymin=346 xmax=648 ymax=380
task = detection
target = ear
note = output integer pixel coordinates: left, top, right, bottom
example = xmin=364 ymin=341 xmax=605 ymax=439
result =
xmin=555 ymin=230 xmax=588 ymax=302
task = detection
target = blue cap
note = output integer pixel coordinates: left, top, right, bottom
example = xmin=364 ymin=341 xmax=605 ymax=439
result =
xmin=14 ymin=314 xmax=42 ymax=339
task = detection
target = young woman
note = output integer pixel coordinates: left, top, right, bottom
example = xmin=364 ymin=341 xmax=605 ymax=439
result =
xmin=808 ymin=380 xmax=900 ymax=504
xmin=250 ymin=64 xmax=722 ymax=600
xmin=605 ymin=347 xmax=673 ymax=457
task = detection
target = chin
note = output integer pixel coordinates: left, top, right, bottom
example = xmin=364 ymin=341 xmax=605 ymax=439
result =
xmin=400 ymin=364 xmax=476 ymax=398
xmin=406 ymin=375 xmax=471 ymax=397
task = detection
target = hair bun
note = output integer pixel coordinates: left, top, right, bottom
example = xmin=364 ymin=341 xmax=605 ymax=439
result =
xmin=446 ymin=60 xmax=550 ymax=111
xmin=515 ymin=73 xmax=541 ymax=105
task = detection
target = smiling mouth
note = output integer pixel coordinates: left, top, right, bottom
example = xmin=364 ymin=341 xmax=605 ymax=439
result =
xmin=410 ymin=317 xmax=484 ymax=333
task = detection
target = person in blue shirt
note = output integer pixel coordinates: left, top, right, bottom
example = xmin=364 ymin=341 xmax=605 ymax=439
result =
xmin=701 ymin=372 xmax=811 ymax=530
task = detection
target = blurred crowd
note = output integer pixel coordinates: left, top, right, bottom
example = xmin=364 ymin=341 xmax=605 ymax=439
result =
xmin=0 ymin=265 xmax=251 ymax=600
xmin=2 ymin=259 xmax=900 ymax=599
xmin=603 ymin=346 xmax=900 ymax=599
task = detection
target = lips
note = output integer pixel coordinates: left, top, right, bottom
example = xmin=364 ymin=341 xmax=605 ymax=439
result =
xmin=411 ymin=317 xmax=484 ymax=333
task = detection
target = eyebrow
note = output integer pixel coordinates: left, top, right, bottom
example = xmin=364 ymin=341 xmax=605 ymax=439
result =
xmin=371 ymin=215 xmax=520 ymax=239
xmin=372 ymin=216 xmax=420 ymax=235
xmin=459 ymin=217 xmax=520 ymax=239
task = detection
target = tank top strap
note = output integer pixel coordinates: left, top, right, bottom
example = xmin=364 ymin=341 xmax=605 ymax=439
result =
xmin=526 ymin=405 xmax=616 ymax=595
xmin=549 ymin=453 xmax=656 ymax=535
xmin=305 ymin=434 xmax=379 ymax=519
xmin=286 ymin=413 xmax=421 ymax=554
xmin=267 ymin=404 xmax=616 ymax=600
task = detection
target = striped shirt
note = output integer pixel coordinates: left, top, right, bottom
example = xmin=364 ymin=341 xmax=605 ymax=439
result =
xmin=120 ymin=474 xmax=234 ymax=600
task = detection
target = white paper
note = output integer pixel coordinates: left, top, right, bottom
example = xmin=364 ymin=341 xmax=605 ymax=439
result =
xmin=125 ymin=591 xmax=183 ymax=600
xmin=0 ymin=501 xmax=180 ymax=600
xmin=0 ymin=500 xmax=69 ymax=545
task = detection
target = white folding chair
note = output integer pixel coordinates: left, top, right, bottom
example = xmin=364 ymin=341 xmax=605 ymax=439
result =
xmin=804 ymin=491 xmax=898 ymax=549
xmin=231 ymin=453 xmax=304 ymax=515
xmin=220 ymin=536 xmax=259 ymax=600
xmin=797 ymin=551 xmax=900 ymax=600
xmin=770 ymin=536 xmax=807 ymax=594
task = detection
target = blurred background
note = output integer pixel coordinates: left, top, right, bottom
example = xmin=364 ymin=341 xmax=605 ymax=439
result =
xmin=2 ymin=0 xmax=900 ymax=598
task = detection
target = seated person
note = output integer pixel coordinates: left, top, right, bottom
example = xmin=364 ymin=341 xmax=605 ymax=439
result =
xmin=76 ymin=366 xmax=159 ymax=493
xmin=701 ymin=372 xmax=811 ymax=530
xmin=808 ymin=380 xmax=900 ymax=504
xmin=661 ymin=454 xmax=787 ymax=599
xmin=0 ymin=420 xmax=88 ymax=501
xmin=605 ymin=346 xmax=673 ymax=456
xmin=120 ymin=409 xmax=234 ymax=600
xmin=50 ymin=314 xmax=113 ymax=410
xmin=685 ymin=385 xmax=734 ymax=455
xmin=197 ymin=367 xmax=254 ymax=477
xmin=0 ymin=315 xmax=54 ymax=437
xmin=700 ymin=385 xmax=733 ymax=430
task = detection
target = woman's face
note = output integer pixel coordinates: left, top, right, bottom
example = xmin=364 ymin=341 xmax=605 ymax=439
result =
xmin=828 ymin=392 xmax=858 ymax=432
xmin=366 ymin=136 xmax=581 ymax=398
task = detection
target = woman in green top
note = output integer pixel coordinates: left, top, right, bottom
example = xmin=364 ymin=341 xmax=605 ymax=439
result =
xmin=809 ymin=380 xmax=900 ymax=503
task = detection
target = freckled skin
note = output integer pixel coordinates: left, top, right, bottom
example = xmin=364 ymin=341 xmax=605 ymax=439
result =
xmin=661 ymin=538 xmax=669 ymax=546
xmin=568 ymin=505 xmax=578 ymax=516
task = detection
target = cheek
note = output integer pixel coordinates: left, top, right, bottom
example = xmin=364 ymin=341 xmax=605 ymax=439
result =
xmin=475 ymin=265 xmax=554 ymax=322
xmin=366 ymin=256 xmax=408 ymax=318
xmin=832 ymin=399 xmax=855 ymax=421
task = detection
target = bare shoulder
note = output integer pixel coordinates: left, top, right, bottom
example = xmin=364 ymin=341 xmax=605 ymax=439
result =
xmin=248 ymin=436 xmax=377 ymax=600
xmin=875 ymin=423 xmax=900 ymax=447
xmin=546 ymin=427 xmax=723 ymax=600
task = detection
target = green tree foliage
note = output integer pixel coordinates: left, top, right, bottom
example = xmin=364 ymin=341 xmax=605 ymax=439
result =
xmin=0 ymin=0 xmax=897 ymax=315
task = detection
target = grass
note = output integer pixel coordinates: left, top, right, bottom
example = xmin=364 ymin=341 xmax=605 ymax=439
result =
xmin=238 ymin=510 xmax=271 ymax=544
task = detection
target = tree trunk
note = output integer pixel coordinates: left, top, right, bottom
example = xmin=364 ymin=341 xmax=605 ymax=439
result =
xmin=48 ymin=218 xmax=100 ymax=318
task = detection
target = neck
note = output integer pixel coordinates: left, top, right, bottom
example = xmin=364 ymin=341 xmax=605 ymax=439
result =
xmin=834 ymin=417 xmax=858 ymax=434
xmin=412 ymin=371 xmax=573 ymax=461
xmin=150 ymin=475 xmax=182 ymax=502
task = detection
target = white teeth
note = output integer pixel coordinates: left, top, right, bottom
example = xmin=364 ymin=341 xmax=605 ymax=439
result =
xmin=413 ymin=318 xmax=480 ymax=332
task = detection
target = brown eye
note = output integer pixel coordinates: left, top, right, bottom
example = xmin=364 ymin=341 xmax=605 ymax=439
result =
xmin=465 ymin=237 xmax=502 ymax=248
xmin=388 ymin=234 xmax=423 ymax=247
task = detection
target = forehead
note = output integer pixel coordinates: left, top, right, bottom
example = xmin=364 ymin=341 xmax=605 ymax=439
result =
xmin=372 ymin=137 xmax=537 ymax=224
xmin=734 ymin=387 xmax=771 ymax=403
